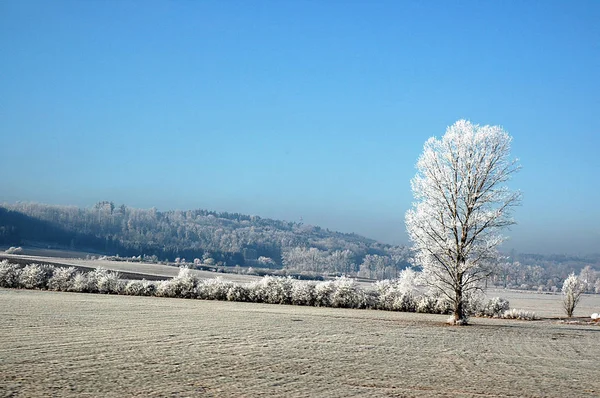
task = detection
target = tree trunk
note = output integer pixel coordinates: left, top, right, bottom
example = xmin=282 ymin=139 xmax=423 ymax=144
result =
xmin=453 ymin=287 xmax=465 ymax=324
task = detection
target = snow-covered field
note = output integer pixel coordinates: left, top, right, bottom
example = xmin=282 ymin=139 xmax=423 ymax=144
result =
xmin=1 ymin=288 xmax=598 ymax=397
xmin=485 ymin=288 xmax=600 ymax=318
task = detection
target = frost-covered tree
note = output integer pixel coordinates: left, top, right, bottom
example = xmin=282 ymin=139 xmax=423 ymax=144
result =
xmin=257 ymin=256 xmax=276 ymax=268
xmin=19 ymin=264 xmax=53 ymax=289
xmin=562 ymin=273 xmax=585 ymax=317
xmin=406 ymin=120 xmax=521 ymax=324
xmin=327 ymin=250 xmax=354 ymax=275
xmin=359 ymin=254 xmax=381 ymax=279
xmin=491 ymin=259 xmax=516 ymax=288
xmin=0 ymin=260 xmax=21 ymax=288
xmin=48 ymin=267 xmax=77 ymax=291
xmin=578 ymin=265 xmax=597 ymax=293
xmin=282 ymin=247 xmax=326 ymax=273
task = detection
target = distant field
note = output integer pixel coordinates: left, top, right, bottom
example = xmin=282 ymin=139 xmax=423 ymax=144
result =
xmin=485 ymin=288 xmax=600 ymax=318
xmin=0 ymin=246 xmax=102 ymax=259
xmin=0 ymin=253 xmax=261 ymax=283
xmin=1 ymin=289 xmax=599 ymax=397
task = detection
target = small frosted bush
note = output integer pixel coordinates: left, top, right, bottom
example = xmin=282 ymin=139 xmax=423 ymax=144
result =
xmin=291 ymin=281 xmax=315 ymax=306
xmin=363 ymin=291 xmax=378 ymax=309
xmin=226 ymin=284 xmax=250 ymax=302
xmin=480 ymin=297 xmax=510 ymax=317
xmin=198 ymin=278 xmax=232 ymax=300
xmin=48 ymin=267 xmax=77 ymax=291
xmin=141 ymin=280 xmax=157 ymax=296
xmin=314 ymin=281 xmax=335 ymax=307
xmin=19 ymin=264 xmax=53 ymax=289
xmin=462 ymin=290 xmax=485 ymax=316
xmin=71 ymin=273 xmax=90 ymax=292
xmin=434 ymin=295 xmax=453 ymax=315
xmin=156 ymin=280 xmax=175 ymax=297
xmin=447 ymin=316 xmax=468 ymax=326
xmin=392 ymin=293 xmax=416 ymax=312
xmin=88 ymin=268 xmax=121 ymax=294
xmin=0 ymin=260 xmax=21 ymax=288
xmin=374 ymin=280 xmax=399 ymax=310
xmin=125 ymin=280 xmax=145 ymax=296
xmin=156 ymin=268 xmax=199 ymax=298
xmin=5 ymin=246 xmax=23 ymax=254
xmin=376 ymin=279 xmax=421 ymax=312
xmin=249 ymin=276 xmax=293 ymax=304
xmin=416 ymin=295 xmax=438 ymax=313
xmin=562 ymin=273 xmax=585 ymax=317
xmin=174 ymin=268 xmax=200 ymax=298
xmin=503 ymin=308 xmax=538 ymax=320
xmin=330 ymin=277 xmax=365 ymax=309
xmin=124 ymin=279 xmax=156 ymax=296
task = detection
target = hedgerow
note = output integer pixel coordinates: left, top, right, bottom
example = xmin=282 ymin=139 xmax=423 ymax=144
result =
xmin=0 ymin=261 xmax=513 ymax=318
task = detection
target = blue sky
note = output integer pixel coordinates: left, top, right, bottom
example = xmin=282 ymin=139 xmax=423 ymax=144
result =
xmin=1 ymin=1 xmax=598 ymax=254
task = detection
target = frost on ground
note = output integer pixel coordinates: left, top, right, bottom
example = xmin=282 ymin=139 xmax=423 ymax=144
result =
xmin=0 ymin=289 xmax=599 ymax=398
xmin=487 ymin=288 xmax=600 ymax=319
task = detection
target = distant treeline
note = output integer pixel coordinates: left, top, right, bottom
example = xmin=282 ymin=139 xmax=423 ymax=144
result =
xmin=3 ymin=202 xmax=597 ymax=283
xmin=0 ymin=202 xmax=410 ymax=275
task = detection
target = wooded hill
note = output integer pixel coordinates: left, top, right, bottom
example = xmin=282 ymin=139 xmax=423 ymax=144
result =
xmin=0 ymin=202 xmax=409 ymax=274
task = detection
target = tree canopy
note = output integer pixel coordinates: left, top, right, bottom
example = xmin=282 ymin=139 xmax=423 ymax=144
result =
xmin=406 ymin=120 xmax=521 ymax=324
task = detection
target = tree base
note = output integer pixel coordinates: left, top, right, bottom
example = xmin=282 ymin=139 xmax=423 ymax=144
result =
xmin=446 ymin=316 xmax=468 ymax=326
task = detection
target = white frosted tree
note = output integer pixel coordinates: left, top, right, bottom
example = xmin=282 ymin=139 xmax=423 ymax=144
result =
xmin=327 ymin=250 xmax=354 ymax=275
xmin=562 ymin=273 xmax=585 ymax=317
xmin=406 ymin=120 xmax=521 ymax=324
xmin=359 ymin=254 xmax=388 ymax=279
xmin=578 ymin=265 xmax=597 ymax=293
xmin=257 ymin=256 xmax=276 ymax=268
xmin=282 ymin=247 xmax=326 ymax=273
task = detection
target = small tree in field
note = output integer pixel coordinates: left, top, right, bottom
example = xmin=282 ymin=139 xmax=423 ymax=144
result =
xmin=562 ymin=273 xmax=585 ymax=318
xmin=406 ymin=120 xmax=521 ymax=324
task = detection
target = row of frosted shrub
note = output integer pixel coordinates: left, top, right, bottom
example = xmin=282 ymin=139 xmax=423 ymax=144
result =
xmin=0 ymin=261 xmax=121 ymax=294
xmin=502 ymin=308 xmax=539 ymax=320
xmin=0 ymin=261 xmax=510 ymax=317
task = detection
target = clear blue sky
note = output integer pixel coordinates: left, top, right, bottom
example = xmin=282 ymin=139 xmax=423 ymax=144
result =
xmin=1 ymin=1 xmax=598 ymax=254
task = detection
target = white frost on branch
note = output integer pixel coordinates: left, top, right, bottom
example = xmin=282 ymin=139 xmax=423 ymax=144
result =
xmin=406 ymin=120 xmax=521 ymax=323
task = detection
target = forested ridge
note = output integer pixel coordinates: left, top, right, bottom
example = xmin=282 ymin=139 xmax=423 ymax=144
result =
xmin=2 ymin=201 xmax=598 ymax=285
xmin=0 ymin=201 xmax=410 ymax=276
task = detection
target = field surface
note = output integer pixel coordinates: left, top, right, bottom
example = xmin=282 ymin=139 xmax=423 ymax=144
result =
xmin=1 ymin=289 xmax=599 ymax=397
xmin=485 ymin=289 xmax=600 ymax=318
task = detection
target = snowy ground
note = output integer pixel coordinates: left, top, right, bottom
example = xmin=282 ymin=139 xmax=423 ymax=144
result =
xmin=1 ymin=289 xmax=598 ymax=397
xmin=486 ymin=288 xmax=600 ymax=318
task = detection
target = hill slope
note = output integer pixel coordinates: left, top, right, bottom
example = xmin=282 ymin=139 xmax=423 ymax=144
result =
xmin=0 ymin=201 xmax=409 ymax=274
